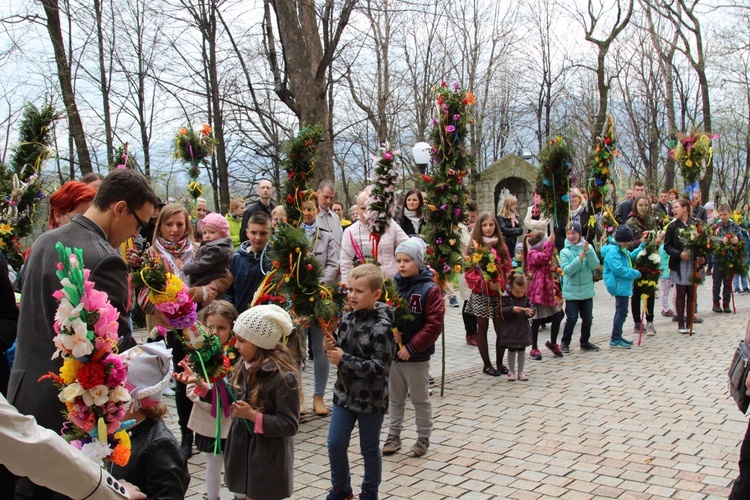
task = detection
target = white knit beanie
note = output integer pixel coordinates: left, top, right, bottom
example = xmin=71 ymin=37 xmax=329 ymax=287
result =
xmin=234 ymin=305 xmax=293 ymax=350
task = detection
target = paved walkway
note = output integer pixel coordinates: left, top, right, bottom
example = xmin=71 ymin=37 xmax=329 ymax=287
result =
xmin=162 ymin=281 xmax=748 ymax=499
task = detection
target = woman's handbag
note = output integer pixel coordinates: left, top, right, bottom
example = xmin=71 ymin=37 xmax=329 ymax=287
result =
xmin=728 ymin=319 xmax=750 ymax=413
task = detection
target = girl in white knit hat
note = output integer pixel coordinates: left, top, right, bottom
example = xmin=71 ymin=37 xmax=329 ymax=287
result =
xmin=223 ymin=305 xmax=300 ymax=500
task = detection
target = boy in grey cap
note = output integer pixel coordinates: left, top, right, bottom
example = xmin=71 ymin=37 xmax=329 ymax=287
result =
xmin=382 ymin=237 xmax=444 ymax=458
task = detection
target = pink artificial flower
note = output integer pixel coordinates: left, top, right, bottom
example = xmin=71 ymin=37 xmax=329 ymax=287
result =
xmin=103 ymin=356 xmax=128 ymax=386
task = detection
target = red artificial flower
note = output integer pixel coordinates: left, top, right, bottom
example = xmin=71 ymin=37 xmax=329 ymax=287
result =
xmin=604 ymin=137 xmax=611 ymax=145
xmin=77 ymin=362 xmax=106 ymax=389
xmin=437 ymin=95 xmax=445 ymax=105
xmin=421 ymin=174 xmax=432 ymax=183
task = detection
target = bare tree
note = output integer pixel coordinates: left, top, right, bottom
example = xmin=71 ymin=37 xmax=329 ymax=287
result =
xmin=262 ymin=0 xmax=358 ymax=184
xmin=578 ymin=0 xmax=634 ymax=147
xmin=39 ymin=0 xmax=93 ymax=174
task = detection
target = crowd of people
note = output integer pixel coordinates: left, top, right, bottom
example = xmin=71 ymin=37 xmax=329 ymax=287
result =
xmin=2 ymin=170 xmax=750 ymax=499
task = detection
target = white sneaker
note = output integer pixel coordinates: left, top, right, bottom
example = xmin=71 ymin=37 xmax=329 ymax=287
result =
xmin=646 ymin=322 xmax=656 ymax=336
xmin=633 ymin=323 xmax=641 ymax=333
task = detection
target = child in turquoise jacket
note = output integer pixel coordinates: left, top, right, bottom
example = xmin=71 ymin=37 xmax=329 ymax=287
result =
xmin=602 ymin=225 xmax=644 ymax=349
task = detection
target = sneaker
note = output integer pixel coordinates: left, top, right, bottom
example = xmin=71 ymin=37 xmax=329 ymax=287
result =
xmin=530 ymin=348 xmax=542 ymax=360
xmin=620 ymin=337 xmax=634 ymax=345
xmin=734 ymin=288 xmax=742 ymax=294
xmin=661 ymin=309 xmax=675 ymax=317
xmin=580 ymin=341 xmax=600 ymax=351
xmin=633 ymin=323 xmax=641 ymax=333
xmin=560 ymin=343 xmax=570 ymax=353
xmin=411 ymin=437 xmax=429 ymax=457
xmin=744 ymin=289 xmax=750 ymax=294
xmin=507 ymin=372 xmax=516 ymax=381
xmin=545 ymin=341 xmax=563 ymax=357
xmin=449 ymin=296 xmax=459 ymax=307
xmin=382 ymin=435 xmax=402 ymax=455
xmin=646 ymin=322 xmax=656 ymax=336
xmin=678 ymin=328 xmax=690 ymax=334
xmin=518 ymin=372 xmax=529 ymax=381
xmin=609 ymin=339 xmax=632 ymax=349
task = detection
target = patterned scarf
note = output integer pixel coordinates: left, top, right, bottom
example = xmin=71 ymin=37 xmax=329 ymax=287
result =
xmin=156 ymin=236 xmax=192 ymax=258
xmin=301 ymin=221 xmax=317 ymax=243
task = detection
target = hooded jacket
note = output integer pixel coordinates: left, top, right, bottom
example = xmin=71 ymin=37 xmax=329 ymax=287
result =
xmin=183 ymin=236 xmax=234 ymax=287
xmin=559 ymin=237 xmax=600 ymax=301
xmin=526 ymin=239 xmax=557 ymax=307
xmin=602 ymin=238 xmax=643 ymax=297
xmin=394 ymin=267 xmax=444 ymax=362
xmin=227 ymin=241 xmax=271 ymax=314
xmin=332 ymin=302 xmax=394 ymax=414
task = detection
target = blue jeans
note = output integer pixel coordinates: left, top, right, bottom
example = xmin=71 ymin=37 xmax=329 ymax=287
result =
xmin=734 ymin=273 xmax=749 ymax=291
xmin=307 ymin=324 xmax=330 ymax=396
xmin=327 ymin=404 xmax=384 ymax=499
xmin=611 ymin=295 xmax=629 ymax=341
xmin=561 ymin=298 xmax=593 ymax=345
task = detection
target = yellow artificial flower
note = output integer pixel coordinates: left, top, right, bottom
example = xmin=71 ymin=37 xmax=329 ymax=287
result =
xmin=0 ymin=224 xmax=11 ymax=235
xmin=60 ymin=358 xmax=83 ymax=385
xmin=454 ymin=265 xmax=462 ymax=273
xmin=472 ymin=253 xmax=482 ymax=263
xmin=486 ymin=262 xmax=497 ymax=273
xmin=114 ymin=429 xmax=131 ymax=449
xmin=685 ymin=160 xmax=693 ymax=167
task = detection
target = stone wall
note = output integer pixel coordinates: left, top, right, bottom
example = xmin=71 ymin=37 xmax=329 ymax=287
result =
xmin=476 ymin=154 xmax=537 ymax=221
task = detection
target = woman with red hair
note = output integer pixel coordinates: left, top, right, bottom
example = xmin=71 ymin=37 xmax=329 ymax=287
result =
xmin=48 ymin=181 xmax=97 ymax=229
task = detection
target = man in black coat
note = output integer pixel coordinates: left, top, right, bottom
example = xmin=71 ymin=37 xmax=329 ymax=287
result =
xmin=8 ymin=169 xmax=157 ymax=500
xmin=239 ymin=179 xmax=276 ymax=243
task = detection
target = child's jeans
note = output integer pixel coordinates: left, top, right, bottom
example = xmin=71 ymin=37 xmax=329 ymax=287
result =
xmin=659 ymin=278 xmax=674 ymax=312
xmin=387 ymin=361 xmax=431 ymax=440
xmin=611 ymin=296 xmax=629 ymax=341
xmin=734 ymin=273 xmax=750 ymax=292
xmin=561 ymin=298 xmax=593 ymax=345
xmin=327 ymin=403 xmax=384 ymax=500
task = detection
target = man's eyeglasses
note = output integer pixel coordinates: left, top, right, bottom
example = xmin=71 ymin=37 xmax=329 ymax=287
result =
xmin=127 ymin=203 xmax=146 ymax=233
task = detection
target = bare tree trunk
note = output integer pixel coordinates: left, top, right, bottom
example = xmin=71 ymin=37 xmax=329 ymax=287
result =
xmin=40 ymin=0 xmax=93 ymax=174
xmin=583 ymin=0 xmax=634 ymax=147
xmin=93 ymin=0 xmax=114 ymax=167
xmin=263 ymin=0 xmax=357 ymax=184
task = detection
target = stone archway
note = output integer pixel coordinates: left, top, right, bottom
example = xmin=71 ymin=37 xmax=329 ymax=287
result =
xmin=476 ymin=154 xmax=537 ymax=221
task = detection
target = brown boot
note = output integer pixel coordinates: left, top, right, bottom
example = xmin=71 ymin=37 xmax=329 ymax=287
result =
xmin=724 ymin=302 xmax=732 ymax=313
xmin=300 ymin=392 xmax=307 ymax=415
xmin=712 ymin=302 xmax=722 ymax=313
xmin=313 ymin=395 xmax=330 ymax=416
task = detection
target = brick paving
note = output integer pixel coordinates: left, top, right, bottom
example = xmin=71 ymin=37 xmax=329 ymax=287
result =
xmin=156 ymin=282 xmax=749 ymax=499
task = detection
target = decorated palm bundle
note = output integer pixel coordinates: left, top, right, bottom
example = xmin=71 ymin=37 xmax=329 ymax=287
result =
xmin=111 ymin=143 xmax=139 ymax=170
xmin=587 ymin=115 xmax=619 ymax=212
xmin=463 ymin=240 xmax=503 ymax=282
xmin=177 ymin=322 xmax=232 ymax=383
xmin=41 ymin=243 xmax=133 ymax=467
xmin=0 ymin=100 xmax=55 ymax=268
xmin=282 ymin=125 xmax=324 ymax=226
xmin=670 ymin=129 xmax=716 ymax=199
xmin=366 ymin=143 xmax=400 ymax=262
xmin=535 ymin=136 xmax=574 ymax=227
xmin=173 ymin=123 xmax=218 ymax=202
xmin=132 ymin=252 xmax=197 ymax=329
xmin=713 ymin=233 xmax=749 ymax=278
xmin=678 ymin=222 xmax=713 ymax=284
xmin=634 ymin=233 xmax=661 ymax=296
xmin=422 ymin=81 xmax=474 ymax=287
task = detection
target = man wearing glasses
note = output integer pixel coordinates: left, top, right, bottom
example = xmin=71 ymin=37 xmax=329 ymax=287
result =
xmin=8 ymin=169 xmax=157 ymax=500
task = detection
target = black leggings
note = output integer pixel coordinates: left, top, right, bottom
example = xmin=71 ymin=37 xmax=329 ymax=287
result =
xmin=476 ymin=316 xmax=506 ymax=370
xmin=631 ymin=290 xmax=655 ymax=323
xmin=462 ymin=300 xmax=477 ymax=336
xmin=531 ymin=310 xmax=564 ymax=349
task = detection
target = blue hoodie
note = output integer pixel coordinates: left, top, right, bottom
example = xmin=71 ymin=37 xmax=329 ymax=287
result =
xmin=602 ymin=237 xmax=643 ymax=297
